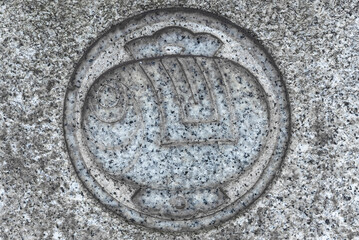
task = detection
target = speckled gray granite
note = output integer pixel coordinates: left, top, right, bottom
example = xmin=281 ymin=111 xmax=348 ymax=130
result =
xmin=0 ymin=1 xmax=358 ymax=239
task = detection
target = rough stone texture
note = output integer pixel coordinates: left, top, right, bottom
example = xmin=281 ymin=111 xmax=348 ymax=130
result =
xmin=0 ymin=1 xmax=358 ymax=239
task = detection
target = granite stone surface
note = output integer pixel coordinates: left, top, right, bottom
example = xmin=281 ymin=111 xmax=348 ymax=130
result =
xmin=0 ymin=1 xmax=358 ymax=239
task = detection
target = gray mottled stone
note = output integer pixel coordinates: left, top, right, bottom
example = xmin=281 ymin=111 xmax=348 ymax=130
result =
xmin=0 ymin=1 xmax=358 ymax=239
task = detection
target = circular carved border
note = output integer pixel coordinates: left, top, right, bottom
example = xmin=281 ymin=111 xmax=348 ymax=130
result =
xmin=63 ymin=8 xmax=291 ymax=231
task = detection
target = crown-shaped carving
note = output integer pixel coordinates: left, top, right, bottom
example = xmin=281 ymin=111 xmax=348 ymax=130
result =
xmin=125 ymin=27 xmax=223 ymax=59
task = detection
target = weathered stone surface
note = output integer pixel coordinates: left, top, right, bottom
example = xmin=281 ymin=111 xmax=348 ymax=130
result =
xmin=0 ymin=1 xmax=358 ymax=239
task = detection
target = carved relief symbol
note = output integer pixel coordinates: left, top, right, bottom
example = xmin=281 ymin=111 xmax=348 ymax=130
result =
xmin=64 ymin=9 xmax=290 ymax=231
xmin=85 ymin=27 xmax=239 ymax=218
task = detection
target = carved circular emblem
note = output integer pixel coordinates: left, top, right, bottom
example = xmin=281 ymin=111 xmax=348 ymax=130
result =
xmin=64 ymin=8 xmax=290 ymax=231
